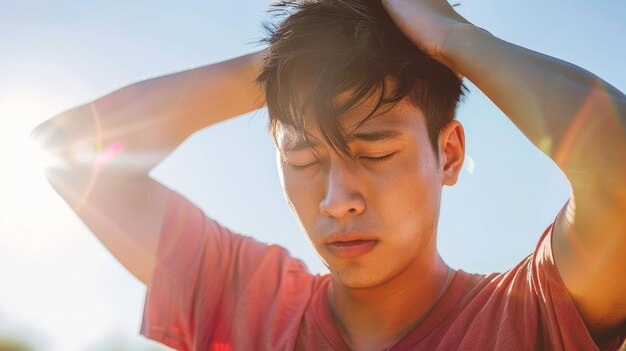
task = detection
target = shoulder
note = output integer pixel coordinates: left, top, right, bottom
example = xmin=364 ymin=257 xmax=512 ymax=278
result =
xmin=143 ymin=192 xmax=319 ymax=350
xmin=442 ymin=225 xmax=609 ymax=350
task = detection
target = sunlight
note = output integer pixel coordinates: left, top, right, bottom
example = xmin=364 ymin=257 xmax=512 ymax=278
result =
xmin=0 ymin=94 xmax=74 ymax=256
xmin=25 ymin=133 xmax=67 ymax=170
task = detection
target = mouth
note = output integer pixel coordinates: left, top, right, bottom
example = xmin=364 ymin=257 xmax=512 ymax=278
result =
xmin=325 ymin=240 xmax=378 ymax=258
xmin=324 ymin=231 xmax=379 ymax=258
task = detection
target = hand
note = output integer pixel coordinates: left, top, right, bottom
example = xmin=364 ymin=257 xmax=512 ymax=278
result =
xmin=381 ymin=0 xmax=473 ymax=66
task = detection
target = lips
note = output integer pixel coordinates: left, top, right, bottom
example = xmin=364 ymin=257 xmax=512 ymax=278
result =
xmin=324 ymin=231 xmax=379 ymax=258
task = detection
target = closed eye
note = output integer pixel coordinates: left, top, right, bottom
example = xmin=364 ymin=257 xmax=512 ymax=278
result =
xmin=361 ymin=152 xmax=397 ymax=164
xmin=287 ymin=152 xmax=397 ymax=170
xmin=288 ymin=160 xmax=320 ymax=170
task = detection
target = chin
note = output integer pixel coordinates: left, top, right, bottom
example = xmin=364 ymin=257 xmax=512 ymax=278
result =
xmin=329 ymin=262 xmax=394 ymax=289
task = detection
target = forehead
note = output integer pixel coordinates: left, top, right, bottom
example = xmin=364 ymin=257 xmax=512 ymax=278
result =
xmin=276 ymin=97 xmax=424 ymax=152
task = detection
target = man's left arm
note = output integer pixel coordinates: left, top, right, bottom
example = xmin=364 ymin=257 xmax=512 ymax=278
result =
xmin=383 ymin=0 xmax=626 ymax=336
xmin=442 ymin=24 xmax=626 ymax=334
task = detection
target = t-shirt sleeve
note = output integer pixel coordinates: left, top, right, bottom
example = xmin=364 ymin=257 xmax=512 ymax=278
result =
xmin=470 ymin=217 xmax=624 ymax=350
xmin=139 ymin=191 xmax=314 ymax=351
xmin=530 ymin=222 xmax=603 ymax=349
xmin=445 ymin=214 xmax=625 ymax=351
xmin=532 ymin=219 xmax=626 ymax=350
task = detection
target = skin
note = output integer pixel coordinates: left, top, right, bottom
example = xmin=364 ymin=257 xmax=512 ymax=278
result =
xmin=277 ymin=94 xmax=465 ymax=349
xmin=30 ymin=52 xmax=267 ymax=285
xmin=278 ymin=0 xmax=626 ymax=348
xmin=384 ymin=0 xmax=626 ymax=337
xmin=31 ymin=0 xmax=625 ymax=349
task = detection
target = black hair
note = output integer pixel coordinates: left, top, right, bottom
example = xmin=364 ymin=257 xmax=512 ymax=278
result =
xmin=257 ymin=0 xmax=467 ymax=158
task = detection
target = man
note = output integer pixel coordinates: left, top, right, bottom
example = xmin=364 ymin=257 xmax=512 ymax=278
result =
xmin=30 ymin=0 xmax=625 ymax=350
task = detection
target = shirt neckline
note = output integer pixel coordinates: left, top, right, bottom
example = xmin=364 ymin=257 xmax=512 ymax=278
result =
xmin=313 ymin=269 xmax=475 ymax=350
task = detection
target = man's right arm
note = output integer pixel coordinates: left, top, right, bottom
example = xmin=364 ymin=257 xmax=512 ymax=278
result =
xmin=29 ymin=51 xmax=265 ymax=285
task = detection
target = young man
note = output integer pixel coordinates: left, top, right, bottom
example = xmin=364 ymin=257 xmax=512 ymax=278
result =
xmin=31 ymin=0 xmax=625 ymax=350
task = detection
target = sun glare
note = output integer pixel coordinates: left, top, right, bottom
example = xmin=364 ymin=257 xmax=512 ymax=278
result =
xmin=0 ymin=95 xmax=74 ymax=256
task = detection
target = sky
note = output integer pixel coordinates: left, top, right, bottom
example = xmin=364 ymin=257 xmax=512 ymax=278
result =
xmin=0 ymin=0 xmax=624 ymax=350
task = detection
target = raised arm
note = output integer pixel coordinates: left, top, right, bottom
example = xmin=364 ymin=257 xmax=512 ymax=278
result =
xmin=29 ymin=51 xmax=265 ymax=285
xmin=383 ymin=0 xmax=626 ymax=336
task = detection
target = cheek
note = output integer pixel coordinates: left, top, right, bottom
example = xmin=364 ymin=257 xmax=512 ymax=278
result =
xmin=376 ymin=156 xmax=441 ymax=235
xmin=282 ymin=170 xmax=318 ymax=222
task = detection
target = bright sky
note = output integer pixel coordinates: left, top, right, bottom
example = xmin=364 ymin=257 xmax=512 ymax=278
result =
xmin=1 ymin=1 xmax=624 ymax=350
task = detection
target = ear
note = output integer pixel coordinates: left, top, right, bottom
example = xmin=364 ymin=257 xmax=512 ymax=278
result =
xmin=438 ymin=120 xmax=465 ymax=186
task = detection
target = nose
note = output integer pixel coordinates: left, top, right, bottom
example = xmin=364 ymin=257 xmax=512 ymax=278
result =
xmin=319 ymin=161 xmax=366 ymax=218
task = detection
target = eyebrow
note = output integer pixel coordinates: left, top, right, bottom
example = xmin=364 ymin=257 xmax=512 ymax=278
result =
xmin=285 ymin=128 xmax=402 ymax=153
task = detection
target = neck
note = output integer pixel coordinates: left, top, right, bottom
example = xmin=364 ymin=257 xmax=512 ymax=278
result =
xmin=331 ymin=249 xmax=452 ymax=351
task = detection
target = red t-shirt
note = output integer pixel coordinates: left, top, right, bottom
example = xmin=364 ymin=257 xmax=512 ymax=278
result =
xmin=140 ymin=192 xmax=625 ymax=350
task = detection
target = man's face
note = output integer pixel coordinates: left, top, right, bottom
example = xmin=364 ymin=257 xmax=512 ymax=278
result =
xmin=276 ymin=96 xmax=463 ymax=288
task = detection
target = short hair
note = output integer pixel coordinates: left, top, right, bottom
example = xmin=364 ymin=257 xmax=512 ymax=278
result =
xmin=256 ymin=0 xmax=467 ymax=158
